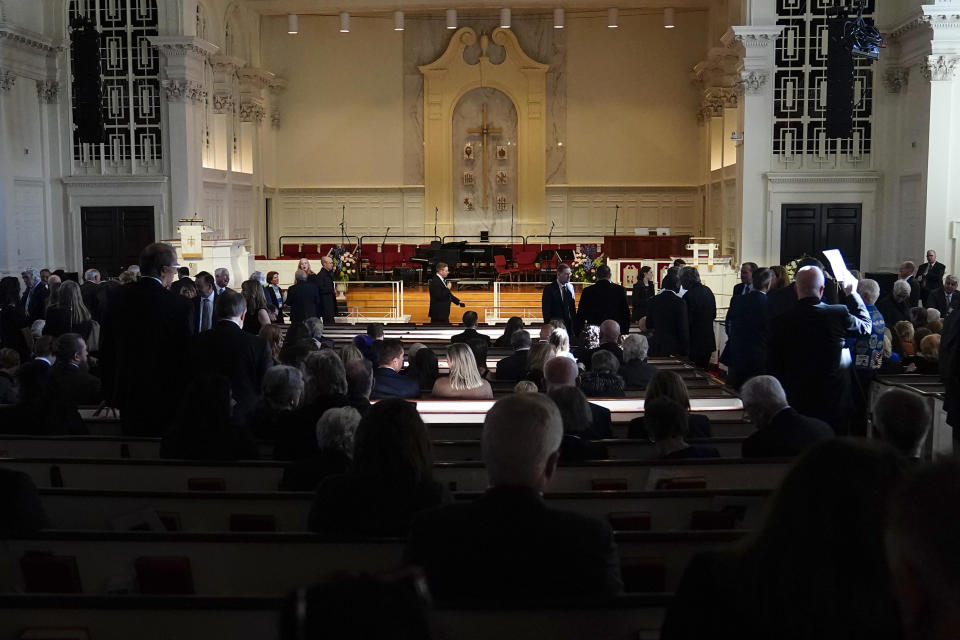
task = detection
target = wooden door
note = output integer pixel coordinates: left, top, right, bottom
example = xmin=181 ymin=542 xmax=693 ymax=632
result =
xmin=780 ymin=203 xmax=862 ymax=269
xmin=81 ymin=207 xmax=155 ymax=277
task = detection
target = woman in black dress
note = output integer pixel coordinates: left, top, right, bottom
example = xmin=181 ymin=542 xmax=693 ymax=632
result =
xmin=631 ymin=265 xmax=656 ymax=323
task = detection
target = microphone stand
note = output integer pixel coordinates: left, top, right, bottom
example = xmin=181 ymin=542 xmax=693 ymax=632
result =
xmin=510 ymin=205 xmax=515 ymax=245
xmin=613 ymin=204 xmax=620 ymax=236
xmin=433 ymin=206 xmax=439 ymax=241
xmin=381 ymin=227 xmax=391 ymax=278
xmin=548 ymin=220 xmax=555 ymax=243
xmin=340 ymin=205 xmax=347 ymax=247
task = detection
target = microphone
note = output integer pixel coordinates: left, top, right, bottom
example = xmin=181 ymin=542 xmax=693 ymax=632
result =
xmin=548 ymin=220 xmax=555 ymax=242
xmin=381 ymin=227 xmax=391 ymax=273
xmin=613 ymin=204 xmax=620 ymax=236
xmin=434 ymin=206 xmax=439 ymax=239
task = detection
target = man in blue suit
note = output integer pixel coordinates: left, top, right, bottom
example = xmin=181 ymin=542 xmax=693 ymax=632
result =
xmin=724 ymin=268 xmax=773 ymax=388
xmin=371 ymin=338 xmax=420 ymax=399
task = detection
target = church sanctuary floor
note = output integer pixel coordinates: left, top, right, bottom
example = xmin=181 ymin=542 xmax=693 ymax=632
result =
xmin=340 ymin=282 xmax=555 ymax=324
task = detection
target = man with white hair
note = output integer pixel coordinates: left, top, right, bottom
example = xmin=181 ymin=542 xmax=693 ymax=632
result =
xmin=898 ymin=260 xmax=923 ymax=306
xmin=405 ymin=393 xmax=622 ymax=599
xmin=740 ymin=375 xmax=833 ymax=458
xmin=317 ymin=256 xmax=337 ymax=325
xmin=877 ymin=279 xmax=913 ymax=328
xmin=80 ymin=269 xmax=102 ymax=319
xmin=926 ymin=274 xmax=960 ymax=317
xmin=767 ymin=265 xmax=871 ymax=433
xmin=286 ymin=269 xmax=321 ymax=324
xmin=214 ymin=267 xmax=230 ymax=294
xmin=19 ymin=269 xmax=47 ymax=321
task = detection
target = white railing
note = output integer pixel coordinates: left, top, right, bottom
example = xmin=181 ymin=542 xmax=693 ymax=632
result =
xmin=336 ymin=280 xmax=410 ymax=324
xmin=486 ymin=280 xmax=590 ymax=324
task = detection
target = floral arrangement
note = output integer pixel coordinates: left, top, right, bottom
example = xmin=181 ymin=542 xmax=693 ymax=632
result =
xmin=783 ymin=254 xmax=808 ymax=282
xmin=330 ymin=246 xmax=357 ymax=282
xmin=571 ymin=246 xmax=606 ymax=282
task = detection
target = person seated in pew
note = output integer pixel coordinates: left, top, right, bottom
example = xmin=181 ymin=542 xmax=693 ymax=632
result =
xmin=646 ymin=398 xmax=720 ymax=460
xmin=0 ymin=347 xmax=19 ymax=404
xmin=873 ymin=389 xmax=930 ymax=462
xmin=904 ymin=333 xmax=941 ymax=374
xmin=352 ymin=323 xmax=383 ymax=364
xmin=431 ymin=343 xmax=493 ymax=399
xmin=547 ymin=326 xmax=576 ymax=362
xmin=404 ymin=347 xmax=439 ymax=393
xmin=160 ymin=372 xmax=258 ymax=460
xmin=739 ymin=376 xmax=833 ymax=459
xmin=495 ymin=329 xmax=531 ymax=382
xmin=278 ymin=335 xmax=319 ymax=372
xmin=627 ymin=371 xmax=711 ymax=440
xmin=621 ymin=334 xmax=657 ymax=389
xmin=661 ymin=439 xmax=905 ymax=640
xmin=513 ymin=380 xmax=539 ymax=393
xmin=280 ymin=406 xmax=361 ymax=491
xmin=579 ymin=350 xmax=626 ymax=398
xmin=258 ymin=324 xmax=284 ymax=366
xmin=14 ymin=335 xmax=56 ymax=408
xmin=887 ymin=461 xmax=960 ymax=640
xmin=466 ymin=337 xmax=491 ymax=380
xmin=544 ymin=356 xmax=612 ymax=439
xmin=523 ymin=342 xmax=557 ymax=391
xmin=588 ymin=319 xmax=625 ymax=368
xmin=303 ymin=317 xmax=336 ymax=351
xmin=405 ymin=393 xmax=622 ymax=600
xmin=372 ymin=339 xmax=421 ymax=400
xmin=248 ymin=365 xmax=303 ymax=441
xmin=0 ymin=467 xmax=49 ymax=535
xmin=451 ymin=310 xmax=491 ymax=348
xmin=275 ymin=351 xmax=356 ymax=461
xmin=549 ymin=386 xmax=609 ymax=462
xmin=494 ymin=316 xmax=524 ymax=348
xmin=338 ymin=343 xmax=366 ymax=366
xmin=571 ymin=323 xmax=600 ymax=362
xmin=344 ymin=359 xmax=374 ymax=416
xmin=39 ymin=333 xmax=100 ymax=435
xmin=309 ymin=398 xmax=451 ymax=537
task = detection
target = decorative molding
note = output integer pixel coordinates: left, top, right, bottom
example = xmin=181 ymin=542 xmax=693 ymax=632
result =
xmin=699 ymin=87 xmax=738 ymax=122
xmin=922 ymin=4 xmax=960 ymax=30
xmin=238 ymin=101 xmax=265 ymax=123
xmin=739 ymin=70 xmax=769 ymax=95
xmin=238 ymin=67 xmax=275 ymax=91
xmin=0 ymin=68 xmax=14 ymax=92
xmin=766 ymin=172 xmax=881 ymax=185
xmin=726 ymin=25 xmax=784 ymax=50
xmin=148 ymin=36 xmax=219 ymax=62
xmin=162 ymin=79 xmax=207 ymax=103
xmin=921 ymin=55 xmax=960 ymax=81
xmin=210 ymin=55 xmax=244 ymax=75
xmin=35 ymin=79 xmax=58 ymax=103
xmin=885 ymin=12 xmax=928 ymax=40
xmin=212 ymin=93 xmax=234 ymax=113
xmin=882 ymin=67 xmax=910 ymax=93
xmin=0 ymin=24 xmax=59 ymax=53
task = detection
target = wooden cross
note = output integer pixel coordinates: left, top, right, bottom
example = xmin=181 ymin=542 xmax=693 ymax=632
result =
xmin=467 ymin=103 xmax=502 ymax=209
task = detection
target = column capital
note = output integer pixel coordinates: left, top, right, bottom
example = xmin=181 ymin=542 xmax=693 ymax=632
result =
xmin=35 ymin=79 xmax=59 ymax=103
xmin=723 ymin=26 xmax=784 ymax=53
xmin=739 ymin=70 xmax=770 ymax=95
xmin=162 ymin=78 xmax=207 ymax=103
xmin=883 ymin=66 xmax=911 ymax=92
xmin=0 ymin=69 xmax=15 ymax=93
xmin=693 ymin=47 xmax=742 ymax=89
xmin=239 ymin=101 xmax=265 ymax=124
xmin=238 ymin=67 xmax=275 ymax=92
xmin=921 ymin=54 xmax=960 ymax=81
xmin=150 ymin=36 xmax=218 ymax=83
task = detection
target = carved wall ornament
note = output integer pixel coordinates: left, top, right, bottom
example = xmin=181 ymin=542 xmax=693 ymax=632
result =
xmin=35 ymin=79 xmax=59 ymax=103
xmin=149 ymin=37 xmax=219 ymax=64
xmin=0 ymin=25 xmax=59 ymax=53
xmin=921 ymin=55 xmax=960 ymax=82
xmin=212 ymin=93 xmax=234 ymax=113
xmin=163 ymin=79 xmax=207 ymax=103
xmin=270 ymin=106 xmax=281 ymax=129
xmin=239 ymin=101 xmax=265 ymax=123
xmin=739 ymin=70 xmax=769 ymax=94
xmin=0 ymin=69 xmax=15 ymax=92
xmin=883 ymin=67 xmax=910 ymax=93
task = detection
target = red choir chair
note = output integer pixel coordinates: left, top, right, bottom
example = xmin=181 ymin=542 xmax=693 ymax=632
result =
xmin=300 ymin=243 xmax=319 ymax=256
xmin=281 ymin=243 xmax=300 ymax=258
xmin=494 ymin=254 xmax=519 ymax=281
xmin=515 ymin=250 xmax=540 ymax=281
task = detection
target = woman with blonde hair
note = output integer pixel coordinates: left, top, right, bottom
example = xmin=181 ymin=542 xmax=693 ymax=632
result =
xmin=241 ymin=279 xmax=272 ymax=335
xmin=43 ymin=280 xmax=94 ymax=342
xmin=431 ymin=342 xmax=493 ymax=399
xmin=523 ymin=342 xmax=558 ymax=391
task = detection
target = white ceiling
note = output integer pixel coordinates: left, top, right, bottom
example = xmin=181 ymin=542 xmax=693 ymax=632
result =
xmin=244 ymin=0 xmax=713 ymax=17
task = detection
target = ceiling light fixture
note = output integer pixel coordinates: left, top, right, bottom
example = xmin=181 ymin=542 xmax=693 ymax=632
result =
xmin=287 ymin=13 xmax=298 ymax=34
xmin=553 ymin=7 xmax=564 ymax=28
xmin=339 ymin=12 xmax=350 ymax=33
xmin=500 ymin=7 xmax=511 ymax=28
xmin=394 ymin=10 xmax=405 ymax=31
xmin=664 ymin=7 xmax=675 ymax=28
xmin=446 ymin=8 xmax=457 ymax=29
xmin=607 ymin=7 xmax=618 ymax=28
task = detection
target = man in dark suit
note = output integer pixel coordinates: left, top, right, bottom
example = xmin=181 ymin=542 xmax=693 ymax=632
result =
xmin=428 ymin=262 xmax=464 ymax=324
xmin=193 ymin=290 xmax=272 ymax=420
xmin=645 ymin=273 xmax=689 ymax=357
xmin=100 ymin=242 xmax=192 ymax=436
xmin=767 ymin=265 xmax=871 ymax=434
xmin=732 ymin=262 xmax=758 ymax=297
xmin=926 ymin=275 xmax=960 ymax=317
xmin=286 ymin=269 xmax=322 ymax=324
xmin=495 ymin=329 xmax=531 ymax=381
xmin=575 ymin=265 xmax=630 ymax=336
xmin=19 ymin=269 xmax=48 ymax=321
xmin=877 ymin=280 xmax=913 ymax=328
xmin=542 ymin=264 xmax=576 ymax=334
xmin=405 ymin=393 xmax=622 ymax=600
xmin=679 ymin=267 xmax=716 ymax=369
xmin=37 ymin=333 xmax=100 ymax=435
xmin=214 ymin=268 xmax=231 ymax=295
xmin=317 ymin=256 xmax=337 ymax=325
xmin=371 ymin=339 xmax=420 ymax=399
xmin=898 ymin=260 xmax=923 ymax=307
xmin=916 ymin=249 xmax=945 ymax=296
xmin=740 ymin=375 xmax=833 ymax=458
xmin=451 ymin=310 xmax=491 ymax=347
xmin=544 ymin=355 xmax=612 ymax=438
xmin=190 ymin=272 xmax=217 ymax=335
xmin=80 ymin=269 xmax=102 ymax=321
xmin=13 ymin=335 xmax=56 ymax=407
xmin=724 ymin=267 xmax=773 ymax=388
xmin=169 ymin=267 xmax=193 ymax=296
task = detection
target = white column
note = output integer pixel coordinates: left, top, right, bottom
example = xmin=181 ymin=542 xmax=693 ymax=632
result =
xmin=724 ymin=26 xmax=783 ymax=266
xmin=150 ymin=36 xmax=219 ymax=239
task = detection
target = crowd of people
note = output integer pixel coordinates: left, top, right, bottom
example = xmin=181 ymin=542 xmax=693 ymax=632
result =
xmin=1 ymin=242 xmax=959 ymax=640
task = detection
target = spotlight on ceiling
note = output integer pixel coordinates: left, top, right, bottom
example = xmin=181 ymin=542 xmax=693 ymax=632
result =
xmin=287 ymin=13 xmax=298 ymax=34
xmin=394 ymin=10 xmax=405 ymax=31
xmin=500 ymin=7 xmax=512 ymax=28
xmin=553 ymin=7 xmax=564 ymax=29
xmin=607 ymin=7 xmax=619 ymax=28
xmin=664 ymin=7 xmax=675 ymax=28
xmin=446 ymin=8 xmax=458 ymax=29
xmin=339 ymin=12 xmax=350 ymax=32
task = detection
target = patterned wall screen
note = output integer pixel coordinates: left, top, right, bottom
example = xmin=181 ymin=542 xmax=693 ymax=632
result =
xmin=69 ymin=0 xmax=161 ymax=171
xmin=773 ymin=0 xmax=875 ymax=161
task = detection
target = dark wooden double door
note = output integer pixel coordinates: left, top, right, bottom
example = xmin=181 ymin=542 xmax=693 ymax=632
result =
xmin=81 ymin=207 xmax=155 ymax=277
xmin=780 ymin=203 xmax=862 ymax=270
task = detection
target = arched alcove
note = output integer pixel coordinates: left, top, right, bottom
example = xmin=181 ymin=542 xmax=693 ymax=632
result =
xmin=420 ymin=27 xmax=548 ymax=237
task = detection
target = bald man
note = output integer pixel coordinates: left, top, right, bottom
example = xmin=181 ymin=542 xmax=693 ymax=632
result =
xmin=766 ymin=266 xmax=871 ymax=434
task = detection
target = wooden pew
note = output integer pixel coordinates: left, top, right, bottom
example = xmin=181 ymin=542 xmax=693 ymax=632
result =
xmin=0 ymin=593 xmax=671 ymax=640
xmin=1 ymin=530 xmax=746 ymax=595
xmin=425 ymin=420 xmax=756 ymax=440
xmin=2 ymin=456 xmax=789 ymax=492
xmin=872 ymin=374 xmax=952 ymax=459
xmin=37 ymin=487 xmax=771 ymax=532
